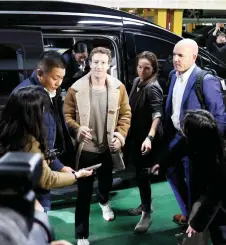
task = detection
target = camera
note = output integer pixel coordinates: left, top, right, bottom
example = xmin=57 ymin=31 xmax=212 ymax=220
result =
xmin=46 ymin=148 xmax=62 ymax=161
xmin=0 ymin=152 xmax=55 ymax=244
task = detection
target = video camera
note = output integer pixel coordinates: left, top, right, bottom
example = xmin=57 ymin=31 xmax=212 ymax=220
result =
xmin=46 ymin=148 xmax=62 ymax=161
xmin=0 ymin=152 xmax=54 ymax=244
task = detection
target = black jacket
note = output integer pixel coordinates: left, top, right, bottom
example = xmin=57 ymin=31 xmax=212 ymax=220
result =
xmin=207 ymin=34 xmax=226 ymax=64
xmin=62 ymin=49 xmax=89 ymax=90
xmin=129 ymin=77 xmax=163 ymax=144
xmin=160 ymin=137 xmax=226 ymax=232
xmin=189 ymin=154 xmax=226 ymax=232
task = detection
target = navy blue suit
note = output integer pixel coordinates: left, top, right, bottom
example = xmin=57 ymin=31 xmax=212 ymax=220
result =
xmin=164 ymin=65 xmax=226 ymax=217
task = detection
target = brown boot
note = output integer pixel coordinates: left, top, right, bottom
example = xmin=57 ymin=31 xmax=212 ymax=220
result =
xmin=173 ymin=214 xmax=187 ymax=226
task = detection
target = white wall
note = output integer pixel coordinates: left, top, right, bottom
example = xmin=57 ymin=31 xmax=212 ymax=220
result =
xmin=65 ymin=0 xmax=226 ymax=10
xmin=15 ymin=0 xmax=226 ymax=10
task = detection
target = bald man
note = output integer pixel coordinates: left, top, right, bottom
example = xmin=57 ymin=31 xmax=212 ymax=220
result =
xmin=153 ymin=39 xmax=226 ymax=227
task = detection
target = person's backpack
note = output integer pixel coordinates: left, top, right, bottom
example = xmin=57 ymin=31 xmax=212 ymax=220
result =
xmin=194 ymin=69 xmax=226 ymax=110
xmin=168 ymin=68 xmax=226 ymax=110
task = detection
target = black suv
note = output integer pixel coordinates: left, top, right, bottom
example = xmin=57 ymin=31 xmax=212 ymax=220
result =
xmin=0 ymin=1 xmax=226 ymax=205
xmin=1 ymin=1 xmax=226 ymax=114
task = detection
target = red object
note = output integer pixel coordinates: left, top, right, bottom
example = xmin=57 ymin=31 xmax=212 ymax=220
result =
xmin=166 ymin=9 xmax=171 ymax=30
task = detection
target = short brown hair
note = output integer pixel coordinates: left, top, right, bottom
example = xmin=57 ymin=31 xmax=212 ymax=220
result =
xmin=137 ymin=51 xmax=158 ymax=78
xmin=89 ymin=47 xmax=112 ymax=64
xmin=217 ymin=32 xmax=226 ymax=38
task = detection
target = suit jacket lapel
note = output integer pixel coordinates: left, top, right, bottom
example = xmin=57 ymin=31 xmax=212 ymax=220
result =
xmin=180 ymin=66 xmax=199 ymax=112
xmin=129 ymin=78 xmax=139 ymax=100
xmin=129 ymin=78 xmax=146 ymax=112
xmin=165 ymin=74 xmax=177 ymax=114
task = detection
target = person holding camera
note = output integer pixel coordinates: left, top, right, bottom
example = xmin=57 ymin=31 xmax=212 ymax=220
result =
xmin=0 ymin=86 xmax=93 ymax=212
xmin=206 ymin=23 xmax=226 ymax=64
xmin=12 ymin=51 xmax=76 ymax=212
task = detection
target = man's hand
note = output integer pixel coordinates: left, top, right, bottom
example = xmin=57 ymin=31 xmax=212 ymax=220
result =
xmin=151 ymin=164 xmax=160 ymax=175
xmin=60 ymin=166 xmax=74 ymax=173
xmin=213 ymin=23 xmax=221 ymax=36
xmin=141 ymin=138 xmax=152 ymax=155
xmin=79 ymin=127 xmax=92 ymax=143
xmin=110 ymin=137 xmax=121 ymax=152
xmin=76 ymin=169 xmax=93 ymax=178
xmin=216 ymin=23 xmax=220 ymax=31
xmin=186 ymin=225 xmax=198 ymax=237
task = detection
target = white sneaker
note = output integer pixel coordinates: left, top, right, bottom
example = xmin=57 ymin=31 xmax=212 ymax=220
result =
xmin=77 ymin=238 xmax=90 ymax=245
xmin=99 ymin=202 xmax=115 ymax=221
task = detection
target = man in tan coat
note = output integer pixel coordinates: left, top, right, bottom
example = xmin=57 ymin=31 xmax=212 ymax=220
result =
xmin=64 ymin=47 xmax=131 ymax=245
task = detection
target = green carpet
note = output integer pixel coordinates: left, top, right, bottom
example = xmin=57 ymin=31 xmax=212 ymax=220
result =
xmin=48 ymin=181 xmax=182 ymax=244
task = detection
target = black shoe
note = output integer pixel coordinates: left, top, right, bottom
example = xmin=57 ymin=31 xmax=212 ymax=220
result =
xmin=128 ymin=204 xmax=143 ymax=216
xmin=128 ymin=203 xmax=153 ymax=216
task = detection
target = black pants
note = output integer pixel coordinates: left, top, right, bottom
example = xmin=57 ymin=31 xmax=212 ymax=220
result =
xmin=209 ymin=209 xmax=226 ymax=245
xmin=129 ymin=140 xmax=154 ymax=213
xmin=75 ymin=150 xmax=113 ymax=239
xmin=136 ymin=166 xmax=151 ymax=212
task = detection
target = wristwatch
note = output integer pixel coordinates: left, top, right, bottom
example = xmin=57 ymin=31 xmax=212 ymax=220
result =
xmin=146 ymin=135 xmax=154 ymax=142
xmin=72 ymin=170 xmax=78 ymax=179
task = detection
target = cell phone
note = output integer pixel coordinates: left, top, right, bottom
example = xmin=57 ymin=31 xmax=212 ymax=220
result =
xmin=175 ymin=232 xmax=188 ymax=238
xmin=84 ymin=163 xmax=102 ymax=171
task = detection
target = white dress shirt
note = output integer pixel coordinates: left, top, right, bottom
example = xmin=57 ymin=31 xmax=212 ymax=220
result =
xmin=171 ymin=64 xmax=196 ymax=130
xmin=44 ymin=87 xmax=56 ymax=103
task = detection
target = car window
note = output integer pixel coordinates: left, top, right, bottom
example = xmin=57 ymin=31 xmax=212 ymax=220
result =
xmin=0 ymin=43 xmax=24 ymax=96
xmin=0 ymin=29 xmax=43 ymax=118
xmin=0 ymin=30 xmax=43 ymax=97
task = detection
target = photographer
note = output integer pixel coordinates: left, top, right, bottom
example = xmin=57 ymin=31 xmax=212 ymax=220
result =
xmin=206 ymin=23 xmax=226 ymax=63
xmin=0 ymin=86 xmax=92 ymax=212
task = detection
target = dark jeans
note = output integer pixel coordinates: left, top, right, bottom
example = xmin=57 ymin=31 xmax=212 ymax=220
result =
xmin=75 ymin=150 xmax=113 ymax=239
xmin=129 ymin=140 xmax=154 ymax=213
xmin=136 ymin=166 xmax=151 ymax=212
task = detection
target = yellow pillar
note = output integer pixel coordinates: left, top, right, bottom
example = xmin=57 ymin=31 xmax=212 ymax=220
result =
xmin=143 ymin=9 xmax=154 ymax=17
xmin=170 ymin=10 xmax=183 ymax=36
xmin=187 ymin=23 xmax=193 ymax=33
xmin=143 ymin=8 xmax=155 ymax=19
xmin=154 ymin=9 xmax=167 ymax=29
xmin=192 ymin=23 xmax=196 ymax=31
